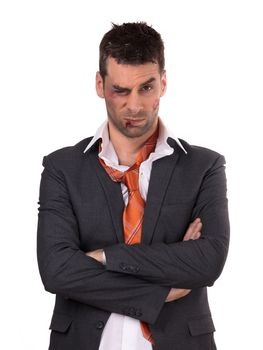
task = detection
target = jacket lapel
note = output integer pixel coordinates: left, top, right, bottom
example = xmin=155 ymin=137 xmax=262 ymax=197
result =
xmin=87 ymin=143 xmax=125 ymax=243
xmin=85 ymin=137 xmax=182 ymax=245
xmin=142 ymin=144 xmax=180 ymax=244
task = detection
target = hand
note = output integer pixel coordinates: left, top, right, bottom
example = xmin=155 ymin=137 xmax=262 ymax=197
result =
xmin=165 ymin=288 xmax=191 ymax=302
xmin=85 ymin=249 xmax=105 ymax=264
xmin=166 ymin=218 xmax=202 ymax=303
xmin=183 ymin=217 xmax=202 ymax=241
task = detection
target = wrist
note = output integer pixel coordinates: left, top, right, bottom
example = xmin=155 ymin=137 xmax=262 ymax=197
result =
xmin=101 ymin=251 xmax=106 ymax=265
xmin=86 ymin=249 xmax=106 ymax=265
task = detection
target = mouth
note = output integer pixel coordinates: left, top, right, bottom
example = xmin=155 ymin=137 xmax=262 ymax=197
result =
xmin=124 ymin=118 xmax=145 ymax=127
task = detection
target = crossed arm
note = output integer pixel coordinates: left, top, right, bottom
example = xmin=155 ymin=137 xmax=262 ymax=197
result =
xmin=86 ymin=218 xmax=203 ymax=303
xmin=37 ymin=154 xmax=229 ymax=324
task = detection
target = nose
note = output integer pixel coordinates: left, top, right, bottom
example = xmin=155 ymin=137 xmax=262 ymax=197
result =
xmin=125 ymin=92 xmax=143 ymax=115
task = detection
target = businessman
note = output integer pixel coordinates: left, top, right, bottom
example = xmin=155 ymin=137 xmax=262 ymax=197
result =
xmin=37 ymin=22 xmax=230 ymax=350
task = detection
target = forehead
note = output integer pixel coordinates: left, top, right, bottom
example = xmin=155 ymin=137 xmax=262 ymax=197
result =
xmin=105 ymin=57 xmax=160 ymax=87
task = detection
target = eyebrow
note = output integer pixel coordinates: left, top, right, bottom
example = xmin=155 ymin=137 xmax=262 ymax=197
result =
xmin=112 ymin=77 xmax=156 ymax=92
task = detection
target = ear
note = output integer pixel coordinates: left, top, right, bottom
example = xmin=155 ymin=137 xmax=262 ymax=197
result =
xmin=96 ymin=71 xmax=104 ymax=98
xmin=160 ymin=70 xmax=167 ymax=97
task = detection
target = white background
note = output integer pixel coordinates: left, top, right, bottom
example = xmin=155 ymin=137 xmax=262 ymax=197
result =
xmin=1 ymin=0 xmax=262 ymax=349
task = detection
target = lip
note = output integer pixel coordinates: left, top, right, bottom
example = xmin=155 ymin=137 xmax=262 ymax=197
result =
xmin=124 ymin=118 xmax=145 ymax=126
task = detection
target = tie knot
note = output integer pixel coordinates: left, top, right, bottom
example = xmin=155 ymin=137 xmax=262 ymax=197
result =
xmin=123 ymin=169 xmax=139 ymax=191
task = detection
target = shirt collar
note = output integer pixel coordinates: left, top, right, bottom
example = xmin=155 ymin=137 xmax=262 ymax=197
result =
xmin=83 ymin=117 xmax=187 ymax=156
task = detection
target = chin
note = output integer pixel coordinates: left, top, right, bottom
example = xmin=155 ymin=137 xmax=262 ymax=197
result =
xmin=124 ymin=127 xmax=152 ymax=139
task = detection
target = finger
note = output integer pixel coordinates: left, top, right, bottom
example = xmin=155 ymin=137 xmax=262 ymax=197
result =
xmin=185 ymin=230 xmax=201 ymax=241
xmin=184 ymin=289 xmax=192 ymax=295
xmin=180 ymin=289 xmax=192 ymax=298
xmin=183 ymin=218 xmax=202 ymax=241
xmin=192 ymin=231 xmax=201 ymax=240
xmin=190 ymin=218 xmax=200 ymax=227
xmin=183 ymin=233 xmax=191 ymax=241
xmin=184 ymin=224 xmax=202 ymax=241
xmin=192 ymin=219 xmax=202 ymax=232
xmin=192 ymin=218 xmax=201 ymax=226
xmin=195 ymin=222 xmax=202 ymax=233
xmin=184 ymin=229 xmax=198 ymax=241
xmin=184 ymin=221 xmax=197 ymax=237
xmin=190 ymin=218 xmax=200 ymax=229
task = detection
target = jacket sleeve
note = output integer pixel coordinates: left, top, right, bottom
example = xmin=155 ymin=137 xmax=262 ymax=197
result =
xmin=104 ymin=154 xmax=230 ymax=289
xmin=37 ymin=155 xmax=169 ymax=325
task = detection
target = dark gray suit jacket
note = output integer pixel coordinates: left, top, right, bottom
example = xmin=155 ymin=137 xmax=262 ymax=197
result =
xmin=37 ymin=136 xmax=230 ymax=350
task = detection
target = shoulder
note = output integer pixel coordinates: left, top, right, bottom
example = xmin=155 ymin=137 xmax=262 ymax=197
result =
xmin=177 ymin=138 xmax=226 ymax=170
xmin=41 ymin=136 xmax=93 ymax=170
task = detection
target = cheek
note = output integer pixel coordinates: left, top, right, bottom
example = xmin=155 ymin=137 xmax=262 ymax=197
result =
xmin=105 ymin=92 xmax=124 ymax=110
xmin=153 ymin=98 xmax=160 ymax=110
xmin=105 ymin=95 xmax=118 ymax=110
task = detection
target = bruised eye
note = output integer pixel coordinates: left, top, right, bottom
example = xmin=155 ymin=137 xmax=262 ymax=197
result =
xmin=112 ymin=88 xmax=129 ymax=95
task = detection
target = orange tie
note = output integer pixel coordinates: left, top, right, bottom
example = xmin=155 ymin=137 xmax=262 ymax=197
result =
xmin=98 ymin=126 xmax=159 ymax=345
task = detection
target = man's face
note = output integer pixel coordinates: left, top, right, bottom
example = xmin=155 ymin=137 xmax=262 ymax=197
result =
xmin=96 ymin=57 xmax=167 ymax=138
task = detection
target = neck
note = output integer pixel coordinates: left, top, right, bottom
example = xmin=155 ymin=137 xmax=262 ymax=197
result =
xmin=108 ymin=119 xmax=159 ymax=167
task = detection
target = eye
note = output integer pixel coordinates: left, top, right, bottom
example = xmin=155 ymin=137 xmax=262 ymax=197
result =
xmin=140 ymin=85 xmax=153 ymax=92
xmin=113 ymin=88 xmax=129 ymax=95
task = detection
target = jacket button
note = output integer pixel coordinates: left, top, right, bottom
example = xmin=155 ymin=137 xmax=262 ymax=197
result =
xmin=120 ymin=263 xmax=127 ymax=271
xmin=96 ymin=321 xmax=105 ymax=330
xmin=128 ymin=307 xmax=136 ymax=316
xmin=136 ymin=310 xmax=142 ymax=317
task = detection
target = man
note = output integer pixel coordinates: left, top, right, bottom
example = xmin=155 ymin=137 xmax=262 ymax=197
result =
xmin=37 ymin=22 xmax=230 ymax=350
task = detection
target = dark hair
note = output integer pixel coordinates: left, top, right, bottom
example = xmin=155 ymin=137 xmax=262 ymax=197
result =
xmin=99 ymin=22 xmax=165 ymax=80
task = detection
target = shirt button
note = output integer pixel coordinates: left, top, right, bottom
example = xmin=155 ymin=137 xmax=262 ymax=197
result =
xmin=96 ymin=321 xmax=105 ymax=330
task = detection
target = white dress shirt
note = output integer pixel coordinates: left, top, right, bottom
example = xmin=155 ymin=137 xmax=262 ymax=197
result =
xmin=83 ymin=117 xmax=187 ymax=350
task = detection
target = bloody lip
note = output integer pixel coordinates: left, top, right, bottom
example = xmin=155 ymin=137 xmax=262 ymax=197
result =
xmin=124 ymin=119 xmax=145 ymax=127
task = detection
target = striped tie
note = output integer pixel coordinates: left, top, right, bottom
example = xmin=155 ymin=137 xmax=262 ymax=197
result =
xmin=98 ymin=126 xmax=159 ymax=344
